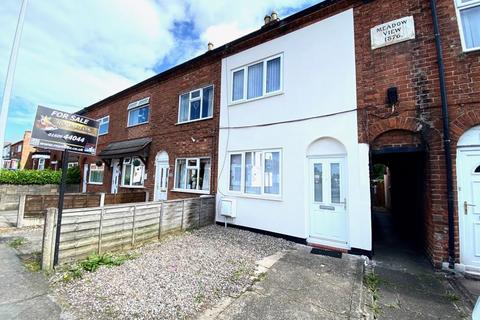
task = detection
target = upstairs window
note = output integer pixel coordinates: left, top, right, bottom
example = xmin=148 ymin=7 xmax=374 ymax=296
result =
xmin=455 ymin=0 xmax=480 ymax=51
xmin=231 ymin=54 xmax=282 ymax=103
xmin=17 ymin=144 xmax=22 ymax=152
xmin=98 ymin=116 xmax=109 ymax=135
xmin=127 ymin=97 xmax=150 ymax=127
xmin=178 ymin=85 xmax=214 ymax=123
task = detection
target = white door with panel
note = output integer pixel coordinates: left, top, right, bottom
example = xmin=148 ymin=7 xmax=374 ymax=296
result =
xmin=154 ymin=151 xmax=169 ymax=201
xmin=309 ymin=157 xmax=348 ymax=248
xmin=111 ymin=159 xmax=121 ymax=194
xmin=155 ymin=163 xmax=169 ymax=201
xmin=457 ymin=149 xmax=480 ymax=269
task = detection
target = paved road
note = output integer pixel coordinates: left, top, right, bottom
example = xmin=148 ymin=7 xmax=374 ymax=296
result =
xmin=0 ymin=233 xmax=61 ymax=320
xmin=212 ymin=247 xmax=368 ymax=319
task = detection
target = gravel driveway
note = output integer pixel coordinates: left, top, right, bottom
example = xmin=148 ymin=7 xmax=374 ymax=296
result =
xmin=51 ymin=225 xmax=294 ymax=320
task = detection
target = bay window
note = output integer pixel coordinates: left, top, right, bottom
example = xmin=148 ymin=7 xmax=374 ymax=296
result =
xmin=174 ymin=157 xmax=211 ymax=192
xmin=178 ymin=85 xmax=214 ymax=123
xmin=122 ymin=157 xmax=145 ymax=187
xmin=231 ymin=54 xmax=283 ymax=103
xmin=455 ymin=0 xmax=480 ymax=51
xmin=89 ymin=163 xmax=104 ymax=184
xmin=228 ymin=149 xmax=281 ymax=197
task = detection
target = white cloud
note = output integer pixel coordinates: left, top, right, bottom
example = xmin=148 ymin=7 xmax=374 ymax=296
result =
xmin=0 ymin=0 xmax=319 ymax=141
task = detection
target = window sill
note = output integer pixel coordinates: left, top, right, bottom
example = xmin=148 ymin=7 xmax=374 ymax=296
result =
xmin=120 ymin=185 xmax=145 ymax=189
xmin=98 ymin=132 xmax=108 ymax=136
xmin=88 ymin=182 xmax=103 ymax=185
xmin=224 ymin=192 xmax=283 ymax=202
xmin=228 ymin=91 xmax=283 ymax=107
xmin=127 ymin=121 xmax=149 ymax=128
xmin=176 ymin=116 xmax=213 ymax=125
xmin=462 ymin=46 xmax=480 ymax=53
xmin=172 ymin=188 xmax=210 ymax=195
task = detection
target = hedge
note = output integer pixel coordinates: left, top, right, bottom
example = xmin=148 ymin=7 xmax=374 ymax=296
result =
xmin=0 ymin=169 xmax=61 ymax=185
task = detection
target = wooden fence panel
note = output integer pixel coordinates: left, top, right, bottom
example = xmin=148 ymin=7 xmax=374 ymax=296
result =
xmin=55 ymin=196 xmax=215 ymax=264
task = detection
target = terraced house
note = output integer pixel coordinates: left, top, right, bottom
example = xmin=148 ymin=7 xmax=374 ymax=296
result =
xmin=77 ymin=0 xmax=480 ymax=274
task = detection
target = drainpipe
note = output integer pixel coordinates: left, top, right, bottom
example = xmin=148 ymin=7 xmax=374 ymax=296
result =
xmin=429 ymin=0 xmax=455 ymax=269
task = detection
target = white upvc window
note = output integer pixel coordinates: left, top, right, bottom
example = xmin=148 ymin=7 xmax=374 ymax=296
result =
xmin=68 ymin=162 xmax=79 ymax=168
xmin=230 ymin=54 xmax=283 ymax=104
xmin=17 ymin=144 xmax=22 ymax=152
xmin=89 ymin=163 xmax=104 ymax=184
xmin=98 ymin=116 xmax=109 ymax=135
xmin=38 ymin=158 xmax=45 ymax=170
xmin=174 ymin=157 xmax=211 ymax=193
xmin=178 ymin=85 xmax=214 ymax=123
xmin=455 ymin=0 xmax=480 ymax=51
xmin=122 ymin=157 xmax=145 ymax=187
xmin=127 ymin=97 xmax=150 ymax=127
xmin=228 ymin=149 xmax=282 ymax=198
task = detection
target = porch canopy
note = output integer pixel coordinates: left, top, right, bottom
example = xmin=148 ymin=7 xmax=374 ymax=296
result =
xmin=98 ymin=137 xmax=152 ymax=164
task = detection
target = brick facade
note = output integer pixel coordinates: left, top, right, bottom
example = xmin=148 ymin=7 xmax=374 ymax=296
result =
xmin=78 ymin=60 xmax=221 ymax=201
xmin=75 ymin=0 xmax=479 ymax=266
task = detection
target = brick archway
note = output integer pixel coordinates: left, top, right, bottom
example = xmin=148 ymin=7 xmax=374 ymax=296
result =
xmin=451 ymin=111 xmax=480 ymax=148
xmin=368 ymin=116 xmax=420 ymax=144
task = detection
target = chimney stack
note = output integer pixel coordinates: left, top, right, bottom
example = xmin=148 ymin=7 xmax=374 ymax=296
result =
xmin=264 ymin=15 xmax=271 ymax=25
xmin=207 ymin=42 xmax=214 ymax=51
xmin=271 ymin=11 xmax=278 ymax=21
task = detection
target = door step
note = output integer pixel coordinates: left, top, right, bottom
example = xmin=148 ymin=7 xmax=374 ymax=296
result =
xmin=465 ymin=270 xmax=480 ymax=280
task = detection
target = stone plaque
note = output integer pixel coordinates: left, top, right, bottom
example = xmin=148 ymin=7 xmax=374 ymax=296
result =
xmin=371 ymin=16 xmax=415 ymax=50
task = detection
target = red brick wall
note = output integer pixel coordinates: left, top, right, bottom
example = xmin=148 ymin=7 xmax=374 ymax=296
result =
xmin=354 ymin=0 xmax=480 ymax=266
xmin=79 ymin=60 xmax=221 ymax=200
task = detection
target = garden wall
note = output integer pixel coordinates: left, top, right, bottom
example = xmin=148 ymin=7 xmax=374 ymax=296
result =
xmin=0 ymin=184 xmax=58 ymax=210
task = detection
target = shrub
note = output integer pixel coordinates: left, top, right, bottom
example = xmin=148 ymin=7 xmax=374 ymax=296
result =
xmin=0 ymin=169 xmax=61 ymax=185
xmin=66 ymin=166 xmax=81 ymax=184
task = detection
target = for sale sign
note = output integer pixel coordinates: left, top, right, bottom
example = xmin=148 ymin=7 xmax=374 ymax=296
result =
xmin=30 ymin=105 xmax=99 ymax=155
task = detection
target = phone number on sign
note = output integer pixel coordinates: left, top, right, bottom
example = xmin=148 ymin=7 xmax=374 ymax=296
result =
xmin=64 ymin=134 xmax=85 ymax=143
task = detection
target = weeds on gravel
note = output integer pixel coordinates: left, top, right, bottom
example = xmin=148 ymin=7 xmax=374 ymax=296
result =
xmin=8 ymin=237 xmax=27 ymax=248
xmin=61 ymin=252 xmax=138 ymax=282
xmin=364 ymin=271 xmax=382 ymax=318
xmin=22 ymin=253 xmax=41 ymax=272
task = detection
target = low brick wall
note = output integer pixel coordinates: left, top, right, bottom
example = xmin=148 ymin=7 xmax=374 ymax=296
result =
xmin=0 ymin=184 xmax=58 ymax=211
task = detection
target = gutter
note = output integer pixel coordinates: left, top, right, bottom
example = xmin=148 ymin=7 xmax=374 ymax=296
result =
xmin=429 ymin=0 xmax=455 ymax=268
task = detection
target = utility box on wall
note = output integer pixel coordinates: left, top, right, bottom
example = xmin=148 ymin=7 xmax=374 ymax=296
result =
xmin=220 ymin=198 xmax=236 ymax=218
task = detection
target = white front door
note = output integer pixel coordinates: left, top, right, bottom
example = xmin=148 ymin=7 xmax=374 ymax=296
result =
xmin=154 ymin=163 xmax=169 ymax=201
xmin=111 ymin=159 xmax=120 ymax=194
xmin=309 ymin=157 xmax=348 ymax=248
xmin=82 ymin=163 xmax=88 ymax=193
xmin=457 ymin=149 xmax=480 ymax=269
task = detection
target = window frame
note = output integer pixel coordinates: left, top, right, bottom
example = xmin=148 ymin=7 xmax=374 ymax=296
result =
xmin=88 ymin=163 xmax=104 ymax=185
xmin=121 ymin=157 xmax=145 ymax=188
xmin=127 ymin=97 xmax=150 ymax=127
xmin=98 ymin=116 xmax=110 ymax=135
xmin=229 ymin=54 xmax=284 ymax=105
xmin=227 ymin=149 xmax=282 ymax=200
xmin=454 ymin=0 xmax=480 ymax=52
xmin=177 ymin=85 xmax=215 ymax=124
xmin=173 ymin=156 xmax=211 ymax=194
xmin=17 ymin=144 xmax=22 ymax=152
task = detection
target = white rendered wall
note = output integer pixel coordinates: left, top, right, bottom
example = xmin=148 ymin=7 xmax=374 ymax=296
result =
xmin=217 ymin=9 xmax=372 ymax=251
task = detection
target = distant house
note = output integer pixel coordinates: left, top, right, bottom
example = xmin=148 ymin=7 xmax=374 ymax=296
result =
xmin=8 ymin=131 xmax=36 ymax=170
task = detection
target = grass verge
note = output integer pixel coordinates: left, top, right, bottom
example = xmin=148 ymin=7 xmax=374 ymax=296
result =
xmin=8 ymin=237 xmax=27 ymax=249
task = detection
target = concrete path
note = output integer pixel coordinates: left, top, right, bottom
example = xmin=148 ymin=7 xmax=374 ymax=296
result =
xmin=371 ymin=211 xmax=472 ymax=319
xmin=0 ymin=210 xmax=17 ymax=228
xmin=0 ymin=231 xmax=61 ymax=320
xmin=211 ymin=246 xmax=368 ymax=320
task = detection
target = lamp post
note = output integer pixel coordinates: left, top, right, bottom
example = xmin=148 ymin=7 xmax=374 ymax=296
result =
xmin=0 ymin=0 xmax=29 ymax=169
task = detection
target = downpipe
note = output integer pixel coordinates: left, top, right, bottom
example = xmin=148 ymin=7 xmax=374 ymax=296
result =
xmin=429 ymin=0 xmax=456 ymax=269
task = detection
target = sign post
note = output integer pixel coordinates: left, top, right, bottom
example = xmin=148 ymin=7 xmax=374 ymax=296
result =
xmin=30 ymin=105 xmax=99 ymax=266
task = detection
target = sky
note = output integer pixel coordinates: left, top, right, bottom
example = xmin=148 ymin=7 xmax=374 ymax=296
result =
xmin=1 ymin=0 xmax=319 ymax=143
